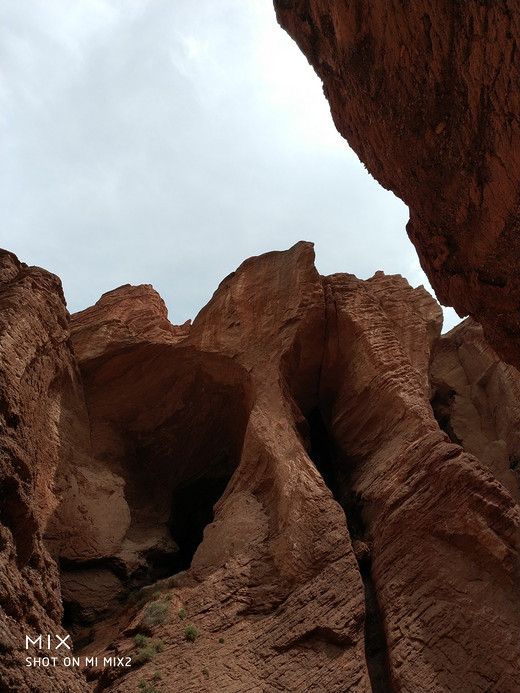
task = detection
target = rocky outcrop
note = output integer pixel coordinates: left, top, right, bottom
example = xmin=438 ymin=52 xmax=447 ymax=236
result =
xmin=70 ymin=283 xmax=190 ymax=365
xmin=74 ymin=243 xmax=370 ymax=692
xmin=1 ymin=243 xmax=519 ymax=693
xmin=430 ymin=317 xmax=520 ymax=500
xmin=273 ymin=0 xmax=520 ymax=368
xmin=0 ymin=251 xmax=90 ymax=693
xmin=320 ymin=271 xmax=519 ymax=692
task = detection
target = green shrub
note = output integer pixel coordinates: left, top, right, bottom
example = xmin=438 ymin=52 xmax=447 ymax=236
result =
xmin=184 ymin=625 xmax=198 ymax=642
xmin=152 ymin=590 xmax=162 ymax=600
xmin=138 ymin=681 xmax=159 ymax=693
xmin=133 ymin=646 xmax=157 ymax=664
xmin=202 ymin=668 xmax=209 ymax=677
xmin=218 ymin=637 xmax=225 ymax=644
xmin=132 ymin=640 xmax=165 ymax=666
xmin=165 ymin=593 xmax=173 ymax=601
xmin=152 ymin=670 xmax=162 ymax=681
xmin=134 ymin=634 xmax=148 ymax=647
xmin=141 ymin=601 xmax=169 ymax=628
xmin=178 ymin=608 xmax=187 ymax=620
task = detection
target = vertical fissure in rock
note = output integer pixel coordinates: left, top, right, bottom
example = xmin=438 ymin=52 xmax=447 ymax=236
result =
xmin=345 ymin=500 xmax=395 ymax=693
xmin=305 ymin=407 xmax=394 ymax=693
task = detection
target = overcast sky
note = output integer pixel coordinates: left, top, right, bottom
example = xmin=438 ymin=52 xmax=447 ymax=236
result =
xmin=1 ymin=0 xmax=459 ymax=330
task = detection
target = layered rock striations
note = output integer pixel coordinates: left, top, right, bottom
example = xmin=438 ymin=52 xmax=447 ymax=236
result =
xmin=1 ymin=243 xmax=519 ymax=693
xmin=274 ymin=0 xmax=520 ymax=368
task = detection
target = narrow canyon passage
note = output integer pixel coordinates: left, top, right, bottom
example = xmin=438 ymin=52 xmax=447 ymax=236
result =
xmin=305 ymin=406 xmax=394 ymax=693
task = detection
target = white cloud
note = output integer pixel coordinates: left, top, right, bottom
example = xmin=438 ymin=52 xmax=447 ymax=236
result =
xmin=0 ymin=0 xmax=460 ymax=334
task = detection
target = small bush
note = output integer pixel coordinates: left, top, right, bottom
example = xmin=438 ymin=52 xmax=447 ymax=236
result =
xmin=152 ymin=590 xmax=162 ymax=600
xmin=178 ymin=608 xmax=187 ymax=620
xmin=134 ymin=634 xmax=148 ymax=647
xmin=132 ymin=640 xmax=165 ymax=667
xmin=184 ymin=625 xmax=198 ymax=642
xmin=133 ymin=646 xmax=157 ymax=665
xmin=165 ymin=593 xmax=173 ymax=601
xmin=141 ymin=601 xmax=169 ymax=628
xmin=202 ymin=668 xmax=209 ymax=677
xmin=152 ymin=670 xmax=162 ymax=681
xmin=138 ymin=682 xmax=159 ymax=693
xmin=218 ymin=637 xmax=225 ymax=644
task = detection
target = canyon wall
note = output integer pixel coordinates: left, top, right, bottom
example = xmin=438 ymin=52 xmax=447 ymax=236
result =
xmin=0 ymin=251 xmax=93 ymax=693
xmin=274 ymin=0 xmax=520 ymax=368
xmin=1 ymin=243 xmax=518 ymax=693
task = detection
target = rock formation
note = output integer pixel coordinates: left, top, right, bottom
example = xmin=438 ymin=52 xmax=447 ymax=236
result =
xmin=430 ymin=317 xmax=520 ymax=501
xmin=273 ymin=0 xmax=520 ymax=368
xmin=1 ymin=243 xmax=519 ymax=693
xmin=0 ymin=251 xmax=92 ymax=693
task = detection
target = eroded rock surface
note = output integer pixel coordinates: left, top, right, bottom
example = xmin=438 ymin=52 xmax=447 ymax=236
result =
xmin=430 ymin=317 xmax=520 ymax=501
xmin=320 ymin=272 xmax=519 ymax=692
xmin=0 ymin=250 xmax=91 ymax=693
xmin=274 ymin=0 xmax=520 ymax=367
xmin=1 ymin=243 xmax=519 ymax=693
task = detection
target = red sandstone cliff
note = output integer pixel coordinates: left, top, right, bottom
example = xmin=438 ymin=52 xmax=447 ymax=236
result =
xmin=274 ymin=0 xmax=520 ymax=368
xmin=1 ymin=243 xmax=518 ymax=693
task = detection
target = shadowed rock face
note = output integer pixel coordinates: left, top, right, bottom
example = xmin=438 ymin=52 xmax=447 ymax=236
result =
xmin=1 ymin=243 xmax=519 ymax=693
xmin=274 ymin=0 xmax=520 ymax=368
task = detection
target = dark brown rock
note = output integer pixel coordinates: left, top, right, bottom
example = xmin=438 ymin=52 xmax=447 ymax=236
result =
xmin=274 ymin=0 xmax=520 ymax=367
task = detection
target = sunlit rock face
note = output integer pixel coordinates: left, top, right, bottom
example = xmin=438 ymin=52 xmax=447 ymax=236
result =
xmin=1 ymin=243 xmax=519 ymax=693
xmin=274 ymin=0 xmax=520 ymax=368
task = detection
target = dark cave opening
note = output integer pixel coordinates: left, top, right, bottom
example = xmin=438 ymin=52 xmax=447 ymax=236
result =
xmin=61 ymin=601 xmax=75 ymax=630
xmin=430 ymin=386 xmax=463 ymax=446
xmin=169 ymin=474 xmax=231 ymax=571
xmin=122 ymin=364 xmax=253 ymax=585
xmin=305 ymin=406 xmax=394 ymax=693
